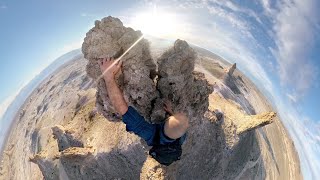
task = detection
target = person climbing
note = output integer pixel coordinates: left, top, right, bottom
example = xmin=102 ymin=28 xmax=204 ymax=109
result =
xmin=98 ymin=57 xmax=189 ymax=166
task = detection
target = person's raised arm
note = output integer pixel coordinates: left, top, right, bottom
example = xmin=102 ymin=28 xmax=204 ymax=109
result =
xmin=99 ymin=57 xmax=128 ymax=115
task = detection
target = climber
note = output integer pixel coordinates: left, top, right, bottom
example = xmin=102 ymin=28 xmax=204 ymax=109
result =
xmin=99 ymin=57 xmax=189 ymax=166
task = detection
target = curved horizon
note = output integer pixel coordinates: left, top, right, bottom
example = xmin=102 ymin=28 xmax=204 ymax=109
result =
xmin=0 ymin=1 xmax=319 ymax=179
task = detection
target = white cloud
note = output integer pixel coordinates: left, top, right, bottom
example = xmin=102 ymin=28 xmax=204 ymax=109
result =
xmin=276 ymin=99 xmax=320 ymax=179
xmin=199 ymin=1 xmax=255 ymax=39
xmin=183 ymin=2 xmax=273 ymax=94
xmin=286 ymin=93 xmax=297 ymax=103
xmin=263 ymin=0 xmax=320 ymax=97
xmin=211 ymin=1 xmax=263 ymax=24
xmin=260 ymin=0 xmax=273 ymax=15
xmin=81 ymin=13 xmax=95 ymax=17
xmin=207 ymin=5 xmax=249 ymax=31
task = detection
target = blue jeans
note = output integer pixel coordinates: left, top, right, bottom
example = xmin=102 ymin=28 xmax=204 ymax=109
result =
xmin=122 ymin=106 xmax=186 ymax=146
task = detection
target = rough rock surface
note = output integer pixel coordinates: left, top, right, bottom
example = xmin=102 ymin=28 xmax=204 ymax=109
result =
xmin=223 ymin=63 xmax=241 ymax=94
xmin=227 ymin=63 xmax=236 ymax=76
xmin=52 ymin=125 xmax=84 ymax=152
xmin=82 ymin=16 xmax=212 ymax=123
xmin=236 ymin=112 xmax=276 ymax=134
xmin=82 ymin=16 xmax=158 ymax=122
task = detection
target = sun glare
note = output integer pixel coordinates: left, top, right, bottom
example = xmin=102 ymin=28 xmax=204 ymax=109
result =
xmin=130 ymin=8 xmax=180 ymax=38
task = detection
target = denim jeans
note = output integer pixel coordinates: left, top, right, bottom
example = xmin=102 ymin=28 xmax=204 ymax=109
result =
xmin=122 ymin=106 xmax=186 ymax=146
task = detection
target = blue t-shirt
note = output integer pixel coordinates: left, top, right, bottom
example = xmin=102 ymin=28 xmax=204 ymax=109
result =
xmin=122 ymin=106 xmax=186 ymax=146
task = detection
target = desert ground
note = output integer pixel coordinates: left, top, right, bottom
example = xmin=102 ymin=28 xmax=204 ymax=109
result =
xmin=0 ymin=43 xmax=301 ymax=179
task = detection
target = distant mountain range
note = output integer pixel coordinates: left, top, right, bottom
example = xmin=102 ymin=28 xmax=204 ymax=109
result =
xmin=0 ymin=49 xmax=82 ymax=152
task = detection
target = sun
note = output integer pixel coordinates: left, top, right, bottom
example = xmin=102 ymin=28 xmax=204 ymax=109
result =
xmin=130 ymin=7 xmax=180 ymax=38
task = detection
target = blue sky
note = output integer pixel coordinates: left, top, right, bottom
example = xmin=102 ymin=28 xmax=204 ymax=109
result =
xmin=0 ymin=0 xmax=133 ymax=103
xmin=0 ymin=0 xmax=319 ymax=179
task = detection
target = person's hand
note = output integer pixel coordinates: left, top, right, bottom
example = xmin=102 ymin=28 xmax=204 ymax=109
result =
xmin=99 ymin=57 xmax=122 ymax=82
xmin=163 ymin=100 xmax=174 ymax=115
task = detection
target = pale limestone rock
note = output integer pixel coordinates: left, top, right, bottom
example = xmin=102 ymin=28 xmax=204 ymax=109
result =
xmin=140 ymin=156 xmax=167 ymax=180
xmin=82 ymin=16 xmax=157 ymax=122
xmin=223 ymin=63 xmax=241 ymax=94
xmin=208 ymin=92 xmax=276 ymax=149
xmin=52 ymin=125 xmax=84 ymax=152
xmin=29 ymin=151 xmax=60 ymax=180
xmin=237 ymin=112 xmax=276 ymax=134
xmin=82 ymin=16 xmax=213 ymax=123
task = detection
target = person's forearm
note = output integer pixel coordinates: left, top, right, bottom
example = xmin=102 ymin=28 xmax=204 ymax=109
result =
xmin=104 ymin=78 xmax=128 ymax=115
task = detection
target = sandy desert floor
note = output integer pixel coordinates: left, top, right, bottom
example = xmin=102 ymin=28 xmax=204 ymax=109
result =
xmin=0 ymin=45 xmax=301 ymax=179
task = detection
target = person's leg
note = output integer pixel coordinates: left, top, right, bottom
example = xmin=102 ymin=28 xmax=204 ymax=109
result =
xmin=122 ymin=106 xmax=156 ymax=146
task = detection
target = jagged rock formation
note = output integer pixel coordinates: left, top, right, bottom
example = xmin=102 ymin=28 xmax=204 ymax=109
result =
xmin=30 ymin=101 xmax=276 ymax=180
xmin=82 ymin=16 xmax=213 ymax=123
xmin=29 ymin=95 xmax=148 ymax=180
xmin=227 ymin=63 xmax=236 ymax=76
xmin=52 ymin=125 xmax=84 ymax=151
xmin=29 ymin=125 xmax=88 ymax=180
xmin=26 ymin=17 xmax=279 ymax=179
xmin=82 ymin=16 xmax=158 ymax=122
xmin=236 ymin=112 xmax=275 ymax=134
xmin=223 ymin=63 xmax=241 ymax=94
xmin=29 ymin=150 xmax=60 ymax=180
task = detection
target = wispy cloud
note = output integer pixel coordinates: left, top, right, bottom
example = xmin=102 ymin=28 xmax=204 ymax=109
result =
xmin=81 ymin=13 xmax=95 ymax=17
xmin=276 ymin=98 xmax=320 ymax=180
xmin=180 ymin=1 xmax=273 ymax=93
xmin=286 ymin=93 xmax=298 ymax=104
xmin=207 ymin=5 xmax=249 ymax=32
xmin=260 ymin=0 xmax=273 ymax=15
xmin=127 ymin=0 xmax=273 ymax=95
xmin=209 ymin=1 xmax=263 ymax=24
xmin=178 ymin=0 xmax=256 ymax=40
xmin=263 ymin=0 xmax=320 ymax=98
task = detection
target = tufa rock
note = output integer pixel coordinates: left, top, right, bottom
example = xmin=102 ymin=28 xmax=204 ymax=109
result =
xmin=227 ymin=63 xmax=236 ymax=76
xmin=151 ymin=41 xmax=213 ymax=122
xmin=29 ymin=151 xmax=60 ymax=180
xmin=82 ymin=16 xmax=158 ymax=122
xmin=82 ymin=16 xmax=213 ymax=123
xmin=52 ymin=125 xmax=84 ymax=152
xmin=32 ymin=123 xmax=146 ymax=179
xmin=208 ymin=92 xmax=276 ymax=148
xmin=237 ymin=112 xmax=276 ymax=134
xmin=223 ymin=63 xmax=241 ymax=94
